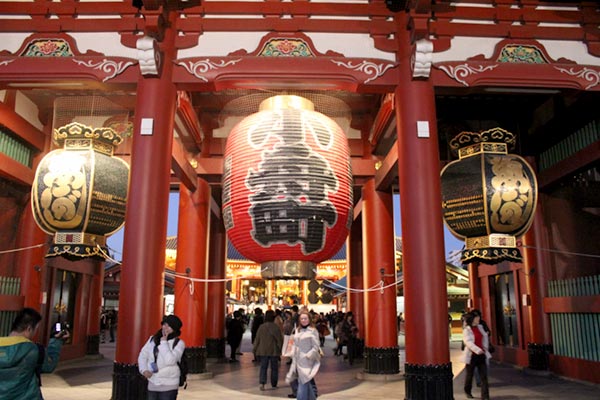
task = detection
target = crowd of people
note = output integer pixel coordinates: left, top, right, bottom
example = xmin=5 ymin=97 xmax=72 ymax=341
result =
xmin=1 ymin=305 xmax=495 ymax=400
xmin=225 ymin=306 xmax=362 ymax=399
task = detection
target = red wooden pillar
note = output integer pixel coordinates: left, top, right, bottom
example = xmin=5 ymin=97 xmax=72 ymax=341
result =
xmin=347 ymin=218 xmax=365 ymax=339
xmin=174 ymin=179 xmax=210 ymax=373
xmin=396 ymin=38 xmax=452 ymax=398
xmin=521 ymin=196 xmax=553 ymax=370
xmin=468 ymin=262 xmax=481 ymax=310
xmin=14 ymin=195 xmax=47 ymax=310
xmin=112 ymin=20 xmax=177 ymax=400
xmin=206 ymin=212 xmax=227 ymax=359
xmin=361 ymin=179 xmax=398 ymax=375
xmin=86 ymin=262 xmax=104 ymax=355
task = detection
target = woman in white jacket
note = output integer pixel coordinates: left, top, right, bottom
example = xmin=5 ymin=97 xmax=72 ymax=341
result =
xmin=285 ymin=310 xmax=321 ymax=400
xmin=462 ymin=312 xmax=491 ymax=400
xmin=138 ymin=315 xmax=185 ymax=400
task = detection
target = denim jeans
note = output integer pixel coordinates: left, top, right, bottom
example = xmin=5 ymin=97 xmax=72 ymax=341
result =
xmin=259 ymin=355 xmax=280 ymax=387
xmin=147 ymin=389 xmax=178 ymax=400
xmin=296 ymin=380 xmax=317 ymax=400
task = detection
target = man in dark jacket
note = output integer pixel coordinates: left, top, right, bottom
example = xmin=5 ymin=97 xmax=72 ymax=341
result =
xmin=226 ymin=310 xmax=245 ymax=362
xmin=253 ymin=310 xmax=284 ymax=390
xmin=0 ymin=308 xmax=69 ymax=400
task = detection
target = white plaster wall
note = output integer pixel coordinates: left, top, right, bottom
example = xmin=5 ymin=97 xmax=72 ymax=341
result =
xmin=71 ymin=33 xmax=138 ymax=58
xmin=15 ymin=90 xmax=43 ymax=130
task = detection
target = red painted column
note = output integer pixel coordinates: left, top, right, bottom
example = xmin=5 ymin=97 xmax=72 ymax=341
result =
xmin=361 ymin=179 xmax=398 ymax=374
xmin=395 ymin=35 xmax=452 ymax=398
xmin=14 ymin=194 xmax=47 ymax=310
xmin=347 ymin=218 xmax=365 ymax=339
xmin=468 ymin=262 xmax=481 ymax=310
xmin=112 ymin=19 xmax=177 ymax=400
xmin=206 ymin=212 xmax=227 ymax=359
xmin=86 ymin=262 xmax=104 ymax=355
xmin=174 ymin=180 xmax=210 ymax=373
xmin=521 ymin=196 xmax=553 ymax=369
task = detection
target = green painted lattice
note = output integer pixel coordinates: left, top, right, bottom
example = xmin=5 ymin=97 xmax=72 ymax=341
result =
xmin=548 ymin=275 xmax=600 ymax=362
xmin=0 ymin=127 xmax=33 ymax=168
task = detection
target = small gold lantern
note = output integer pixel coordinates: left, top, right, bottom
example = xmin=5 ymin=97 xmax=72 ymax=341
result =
xmin=440 ymin=128 xmax=537 ymax=264
xmin=31 ymin=122 xmax=129 ymax=259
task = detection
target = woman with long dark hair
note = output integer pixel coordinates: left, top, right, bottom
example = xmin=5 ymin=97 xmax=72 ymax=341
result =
xmin=138 ymin=315 xmax=185 ymax=400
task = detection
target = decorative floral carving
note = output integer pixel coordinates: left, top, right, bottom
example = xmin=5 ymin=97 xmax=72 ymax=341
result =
xmin=330 ymin=60 xmax=395 ymax=84
xmin=176 ymin=58 xmax=242 ymax=81
xmin=72 ymin=59 xmax=135 ymax=82
xmin=497 ymin=45 xmax=547 ymax=64
xmin=259 ymin=39 xmax=313 ymax=57
xmin=438 ymin=63 xmax=498 ymax=86
xmin=22 ymin=39 xmax=73 ymax=57
xmin=554 ymin=66 xmax=600 ymax=90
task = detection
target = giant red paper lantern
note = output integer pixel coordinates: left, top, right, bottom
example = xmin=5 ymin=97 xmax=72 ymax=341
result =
xmin=222 ymin=95 xmax=353 ymax=279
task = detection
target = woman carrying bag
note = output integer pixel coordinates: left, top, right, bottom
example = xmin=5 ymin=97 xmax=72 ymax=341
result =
xmin=285 ymin=310 xmax=321 ymax=400
xmin=138 ymin=315 xmax=185 ymax=400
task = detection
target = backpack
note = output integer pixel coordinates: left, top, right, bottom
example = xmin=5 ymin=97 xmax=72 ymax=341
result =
xmin=152 ymin=337 xmax=188 ymax=389
xmin=174 ymin=338 xmax=188 ymax=389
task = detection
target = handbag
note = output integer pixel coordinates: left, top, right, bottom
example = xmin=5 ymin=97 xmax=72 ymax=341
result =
xmin=282 ymin=334 xmax=295 ymax=357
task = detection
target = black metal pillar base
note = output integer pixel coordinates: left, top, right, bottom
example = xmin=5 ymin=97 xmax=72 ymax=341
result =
xmin=86 ymin=334 xmax=100 ymax=355
xmin=112 ymin=362 xmax=147 ymax=400
xmin=185 ymin=346 xmax=207 ymax=373
xmin=527 ymin=342 xmax=553 ymax=370
xmin=206 ymin=337 xmax=226 ymax=359
xmin=364 ymin=346 xmax=400 ymax=374
xmin=405 ymin=362 xmax=453 ymax=400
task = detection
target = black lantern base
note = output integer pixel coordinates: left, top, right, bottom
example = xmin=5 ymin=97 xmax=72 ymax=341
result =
xmin=185 ymin=346 xmax=207 ymax=373
xmin=86 ymin=334 xmax=100 ymax=355
xmin=112 ymin=362 xmax=147 ymax=400
xmin=527 ymin=342 xmax=553 ymax=370
xmin=206 ymin=337 xmax=226 ymax=359
xmin=462 ymin=247 xmax=522 ymax=265
xmin=46 ymin=244 xmax=108 ymax=261
xmin=405 ymin=362 xmax=453 ymax=400
xmin=364 ymin=346 xmax=400 ymax=374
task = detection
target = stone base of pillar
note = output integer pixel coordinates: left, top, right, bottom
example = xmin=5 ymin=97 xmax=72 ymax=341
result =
xmin=405 ymin=363 xmax=453 ymax=400
xmin=112 ymin=362 xmax=146 ymax=400
xmin=364 ymin=346 xmax=400 ymax=374
xmin=527 ymin=342 xmax=553 ymax=370
xmin=86 ymin=334 xmax=100 ymax=355
xmin=185 ymin=346 xmax=207 ymax=373
xmin=206 ymin=337 xmax=226 ymax=359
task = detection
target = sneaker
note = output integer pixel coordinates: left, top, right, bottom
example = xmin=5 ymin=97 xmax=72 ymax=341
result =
xmin=465 ymin=393 xmax=474 ymax=399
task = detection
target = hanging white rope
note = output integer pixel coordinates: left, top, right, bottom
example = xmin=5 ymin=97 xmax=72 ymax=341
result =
xmin=0 ymin=243 xmax=45 ymax=254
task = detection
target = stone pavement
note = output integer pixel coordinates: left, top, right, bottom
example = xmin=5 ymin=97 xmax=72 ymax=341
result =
xmin=40 ymin=332 xmax=600 ymax=400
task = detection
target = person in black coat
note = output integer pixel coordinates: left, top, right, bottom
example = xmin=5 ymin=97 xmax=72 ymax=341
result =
xmin=226 ymin=310 xmax=245 ymax=362
xmin=251 ymin=308 xmax=264 ymax=362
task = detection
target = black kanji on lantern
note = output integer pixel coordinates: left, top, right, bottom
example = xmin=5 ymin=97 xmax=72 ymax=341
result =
xmin=246 ymin=140 xmax=338 ymax=254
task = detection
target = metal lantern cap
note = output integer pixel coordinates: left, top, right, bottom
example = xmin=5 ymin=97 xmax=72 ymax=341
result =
xmin=450 ymin=127 xmax=516 ymax=158
xmin=53 ymin=122 xmax=124 ymax=155
xmin=259 ymin=95 xmax=315 ymax=112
